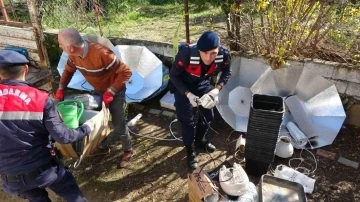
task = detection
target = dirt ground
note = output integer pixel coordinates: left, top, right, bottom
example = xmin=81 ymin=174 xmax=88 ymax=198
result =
xmin=1 ymin=7 xmax=359 ymax=201
xmin=0 ymin=91 xmax=359 ymax=202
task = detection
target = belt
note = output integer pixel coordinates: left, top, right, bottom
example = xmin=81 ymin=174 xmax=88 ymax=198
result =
xmin=2 ymin=163 xmax=53 ymax=183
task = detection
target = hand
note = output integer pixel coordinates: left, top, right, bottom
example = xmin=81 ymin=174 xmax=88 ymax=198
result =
xmin=186 ymin=92 xmax=199 ymax=107
xmin=55 ymin=89 xmax=65 ymax=101
xmin=207 ymin=88 xmax=219 ymax=104
xmin=102 ymin=91 xmax=114 ymax=108
xmin=83 ymin=119 xmax=94 ymax=132
xmin=83 ymin=119 xmax=95 ymax=141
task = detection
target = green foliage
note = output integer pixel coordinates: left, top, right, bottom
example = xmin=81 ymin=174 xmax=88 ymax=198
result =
xmin=226 ymin=0 xmax=360 ymax=68
xmin=40 ymin=0 xmax=97 ymax=31
xmin=144 ymin=0 xmax=221 ymax=6
xmin=172 ymin=17 xmax=184 ymax=58
xmin=2 ymin=1 xmax=30 ymax=23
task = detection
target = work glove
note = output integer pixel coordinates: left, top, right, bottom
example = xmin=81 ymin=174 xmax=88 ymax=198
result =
xmin=82 ymin=119 xmax=95 ymax=141
xmin=186 ymin=92 xmax=199 ymax=108
xmin=103 ymin=91 xmax=114 ymax=108
xmin=83 ymin=119 xmax=95 ymax=132
xmin=207 ymin=88 xmax=219 ymax=105
xmin=55 ymin=89 xmax=65 ymax=101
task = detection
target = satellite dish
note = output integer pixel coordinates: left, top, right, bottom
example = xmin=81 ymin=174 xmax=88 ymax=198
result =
xmin=112 ymin=45 xmax=168 ymax=103
xmin=217 ymin=57 xmax=271 ymax=132
xmin=251 ymin=66 xmax=346 ymax=149
xmin=217 ymin=58 xmax=345 ymax=148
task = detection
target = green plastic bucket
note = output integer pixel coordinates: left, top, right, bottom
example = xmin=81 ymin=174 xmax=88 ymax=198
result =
xmin=56 ymin=100 xmax=84 ymax=129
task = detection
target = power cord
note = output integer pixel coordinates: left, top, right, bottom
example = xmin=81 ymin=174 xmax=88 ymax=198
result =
xmin=126 ymin=115 xmax=182 ymax=141
xmin=277 ymin=131 xmax=318 ymax=176
xmin=226 ymin=130 xmax=239 ymax=144
xmin=128 ymin=126 xmax=182 ymax=141
xmin=194 ymin=102 xmax=235 ymax=184
xmin=288 ymin=140 xmax=318 ymax=176
xmin=225 ymin=130 xmax=246 ymax=163
xmin=126 ymin=100 xmax=232 ymax=183
xmin=127 ymin=100 xmax=220 ymax=142
xmin=195 ymin=103 xmax=219 ymax=136
xmin=169 ymin=119 xmax=182 ymax=141
xmin=80 ymin=80 xmax=93 ymax=92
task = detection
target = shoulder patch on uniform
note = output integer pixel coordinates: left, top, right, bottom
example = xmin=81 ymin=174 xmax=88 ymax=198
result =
xmin=178 ymin=60 xmax=184 ymax=67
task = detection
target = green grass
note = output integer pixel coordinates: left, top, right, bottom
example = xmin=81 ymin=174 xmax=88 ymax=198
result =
xmin=41 ymin=1 xmax=224 ymax=39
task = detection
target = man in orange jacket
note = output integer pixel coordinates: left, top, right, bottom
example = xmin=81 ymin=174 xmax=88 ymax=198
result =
xmin=55 ymin=28 xmax=133 ymax=168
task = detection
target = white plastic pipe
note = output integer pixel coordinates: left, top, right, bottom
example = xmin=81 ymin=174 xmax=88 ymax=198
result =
xmin=286 ymin=121 xmax=308 ymax=147
xmin=127 ymin=113 xmax=142 ymax=127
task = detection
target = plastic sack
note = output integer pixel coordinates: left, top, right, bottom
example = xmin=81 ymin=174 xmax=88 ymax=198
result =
xmin=274 ymin=164 xmax=315 ymax=194
xmin=65 ymin=94 xmax=101 ymax=110
xmin=220 ymin=163 xmax=249 ymax=196
xmin=219 ymin=182 xmax=258 ymax=202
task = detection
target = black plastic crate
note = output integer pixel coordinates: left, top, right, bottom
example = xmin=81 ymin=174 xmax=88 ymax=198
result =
xmin=252 ymin=94 xmax=284 ymax=112
xmin=245 ymin=94 xmax=284 ymax=164
xmin=244 ymin=148 xmax=277 ymax=160
xmin=248 ymin=117 xmax=283 ymax=124
xmin=247 ymin=125 xmax=282 ymax=133
xmin=246 ymin=140 xmax=278 ymax=148
xmin=245 ymin=147 xmax=277 ymax=162
xmin=249 ymin=111 xmax=284 ymax=117
xmin=245 ymin=158 xmax=271 ymax=177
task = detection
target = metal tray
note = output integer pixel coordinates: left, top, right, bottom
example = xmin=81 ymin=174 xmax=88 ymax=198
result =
xmin=259 ymin=175 xmax=307 ymax=202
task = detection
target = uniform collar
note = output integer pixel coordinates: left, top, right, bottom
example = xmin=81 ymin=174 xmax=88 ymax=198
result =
xmin=0 ymin=79 xmax=31 ymax=86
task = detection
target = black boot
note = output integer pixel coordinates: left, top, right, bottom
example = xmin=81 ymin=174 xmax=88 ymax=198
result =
xmin=185 ymin=145 xmax=197 ymax=171
xmin=194 ymin=141 xmax=216 ymax=153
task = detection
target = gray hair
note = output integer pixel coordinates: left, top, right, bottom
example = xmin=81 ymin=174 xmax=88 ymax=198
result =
xmin=59 ymin=28 xmax=84 ymax=47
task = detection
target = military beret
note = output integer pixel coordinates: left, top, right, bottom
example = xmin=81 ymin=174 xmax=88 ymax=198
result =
xmin=0 ymin=50 xmax=29 ymax=66
xmin=197 ymin=31 xmax=220 ymax=52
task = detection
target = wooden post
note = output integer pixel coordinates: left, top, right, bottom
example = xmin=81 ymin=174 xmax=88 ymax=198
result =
xmin=94 ymin=2 xmax=103 ymax=36
xmin=26 ymin=0 xmax=50 ymax=69
xmin=0 ymin=0 xmax=9 ymax=22
xmin=184 ymin=0 xmax=190 ymax=43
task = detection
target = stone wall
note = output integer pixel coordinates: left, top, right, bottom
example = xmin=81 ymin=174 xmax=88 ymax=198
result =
xmin=44 ymin=31 xmax=360 ymax=111
xmin=239 ymin=53 xmax=360 ymax=111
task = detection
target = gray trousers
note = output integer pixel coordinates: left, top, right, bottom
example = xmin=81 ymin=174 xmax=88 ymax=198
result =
xmin=103 ymin=90 xmax=132 ymax=152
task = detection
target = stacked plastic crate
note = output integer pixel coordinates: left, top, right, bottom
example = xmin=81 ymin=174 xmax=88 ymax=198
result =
xmin=245 ymin=94 xmax=285 ymax=177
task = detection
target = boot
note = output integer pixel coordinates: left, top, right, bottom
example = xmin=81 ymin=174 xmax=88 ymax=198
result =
xmin=185 ymin=145 xmax=197 ymax=171
xmin=194 ymin=141 xmax=216 ymax=153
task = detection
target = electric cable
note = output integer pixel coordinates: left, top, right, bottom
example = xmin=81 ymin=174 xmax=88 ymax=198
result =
xmin=128 ymin=126 xmax=182 ymax=141
xmin=196 ymin=103 xmax=219 ymax=136
xmin=194 ymin=102 xmax=235 ymax=184
xmin=288 ymin=141 xmax=318 ymax=176
xmin=126 ymin=115 xmax=182 ymax=141
xmin=168 ymin=119 xmax=182 ymax=141
xmin=281 ymin=131 xmax=318 ymax=176
xmin=80 ymin=80 xmax=93 ymax=91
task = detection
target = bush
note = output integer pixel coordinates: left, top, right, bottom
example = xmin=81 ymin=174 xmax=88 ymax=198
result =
xmin=224 ymin=0 xmax=360 ymax=68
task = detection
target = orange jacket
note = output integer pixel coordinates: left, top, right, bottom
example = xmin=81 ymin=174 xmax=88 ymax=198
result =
xmin=59 ymin=41 xmax=132 ymax=93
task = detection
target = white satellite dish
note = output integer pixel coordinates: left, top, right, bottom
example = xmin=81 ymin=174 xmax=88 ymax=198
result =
xmin=217 ymin=57 xmax=271 ymax=132
xmin=112 ymin=45 xmax=167 ymax=103
xmin=251 ymin=66 xmax=346 ymax=149
xmin=217 ymin=58 xmax=345 ymax=149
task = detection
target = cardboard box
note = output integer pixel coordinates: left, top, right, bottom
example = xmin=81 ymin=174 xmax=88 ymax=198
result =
xmin=56 ymin=103 xmax=110 ymax=161
xmin=188 ymin=167 xmax=217 ymax=202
